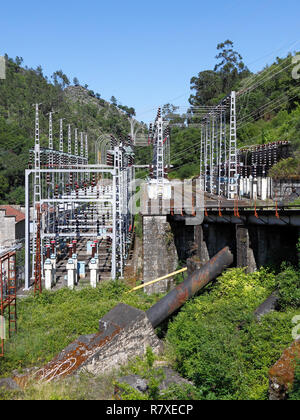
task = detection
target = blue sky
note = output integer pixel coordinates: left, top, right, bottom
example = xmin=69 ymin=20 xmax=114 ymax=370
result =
xmin=1 ymin=0 xmax=300 ymax=123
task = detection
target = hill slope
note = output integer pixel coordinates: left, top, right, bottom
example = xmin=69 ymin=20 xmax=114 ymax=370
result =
xmin=0 ymin=55 xmax=135 ymax=204
xmin=168 ymin=52 xmax=300 ymax=179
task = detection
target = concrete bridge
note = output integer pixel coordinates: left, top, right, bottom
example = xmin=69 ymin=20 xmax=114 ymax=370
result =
xmin=141 ymin=186 xmax=300 ymax=293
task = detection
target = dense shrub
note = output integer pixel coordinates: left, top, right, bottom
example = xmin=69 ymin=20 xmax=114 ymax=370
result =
xmin=166 ymin=268 xmax=298 ymax=400
xmin=276 ymin=265 xmax=300 ymax=310
xmin=289 ymin=359 xmax=300 ymax=400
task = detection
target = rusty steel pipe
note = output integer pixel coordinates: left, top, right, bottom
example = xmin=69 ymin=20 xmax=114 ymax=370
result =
xmin=146 ymin=246 xmax=233 ymax=328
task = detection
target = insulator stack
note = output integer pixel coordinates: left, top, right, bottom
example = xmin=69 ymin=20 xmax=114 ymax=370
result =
xmin=107 ymin=152 xmax=114 ymax=166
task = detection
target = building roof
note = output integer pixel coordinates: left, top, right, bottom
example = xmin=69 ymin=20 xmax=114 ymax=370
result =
xmin=0 ymin=205 xmax=25 ymax=223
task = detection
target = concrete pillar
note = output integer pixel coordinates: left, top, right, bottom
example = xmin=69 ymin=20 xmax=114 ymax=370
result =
xmin=86 ymin=241 xmax=93 ymax=255
xmin=261 ymin=178 xmax=267 ymax=201
xmin=44 ymin=259 xmax=53 ymax=290
xmin=194 ymin=224 xmax=209 ymax=263
xmin=89 ymin=258 xmax=99 ymax=288
xmin=143 ymin=215 xmax=178 ymax=294
xmin=66 ymin=258 xmax=76 ymax=290
xmin=257 ymin=177 xmax=261 ymax=198
xmin=253 ymin=179 xmax=258 ymax=200
xmin=236 ymin=225 xmax=257 ymax=273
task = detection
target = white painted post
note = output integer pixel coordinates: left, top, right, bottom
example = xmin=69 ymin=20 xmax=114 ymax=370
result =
xmin=253 ymin=180 xmax=258 ymax=201
xmin=44 ymin=259 xmax=53 ymax=290
xmin=261 ymin=178 xmax=267 ymax=201
xmin=66 ymin=258 xmax=75 ymax=290
xmin=89 ymin=258 xmax=99 ymax=288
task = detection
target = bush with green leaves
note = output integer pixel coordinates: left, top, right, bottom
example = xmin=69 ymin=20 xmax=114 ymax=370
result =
xmin=276 ymin=265 xmax=300 ymax=310
xmin=166 ymin=267 xmax=298 ymax=400
xmin=288 ymin=359 xmax=300 ymax=400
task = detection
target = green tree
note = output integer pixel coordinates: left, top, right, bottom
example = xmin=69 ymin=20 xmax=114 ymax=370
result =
xmin=52 ymin=70 xmax=70 ymax=88
xmin=110 ymin=96 xmax=117 ymax=105
xmin=214 ymin=39 xmax=249 ymax=92
xmin=0 ymin=174 xmax=9 ymax=200
xmin=189 ymin=70 xmax=223 ymax=106
xmin=73 ymin=77 xmax=80 ymax=86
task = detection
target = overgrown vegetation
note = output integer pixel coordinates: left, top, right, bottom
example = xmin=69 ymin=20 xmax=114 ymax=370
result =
xmin=268 ymin=155 xmax=300 ymax=179
xmin=276 ymin=264 xmax=300 ymax=310
xmin=166 ymin=267 xmax=300 ymax=400
xmin=1 ymin=264 xmax=300 ymax=400
xmin=0 ymin=281 xmax=161 ymax=376
xmin=289 ymin=359 xmax=300 ymax=400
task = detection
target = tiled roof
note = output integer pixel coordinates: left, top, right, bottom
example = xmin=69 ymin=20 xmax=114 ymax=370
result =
xmin=0 ymin=205 xmax=25 ymax=223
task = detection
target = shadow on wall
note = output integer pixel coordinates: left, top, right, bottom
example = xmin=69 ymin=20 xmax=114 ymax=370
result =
xmin=248 ymin=225 xmax=298 ymax=270
xmin=169 ymin=218 xmax=298 ymax=270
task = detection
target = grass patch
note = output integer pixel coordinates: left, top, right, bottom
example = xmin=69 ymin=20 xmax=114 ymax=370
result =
xmin=0 ymin=281 xmax=162 ymax=376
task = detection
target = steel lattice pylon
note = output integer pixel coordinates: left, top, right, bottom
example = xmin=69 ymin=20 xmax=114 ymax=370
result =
xmin=199 ymin=91 xmax=237 ymax=199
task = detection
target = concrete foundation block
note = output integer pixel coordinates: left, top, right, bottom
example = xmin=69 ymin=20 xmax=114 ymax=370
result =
xmin=28 ymin=304 xmax=163 ymax=383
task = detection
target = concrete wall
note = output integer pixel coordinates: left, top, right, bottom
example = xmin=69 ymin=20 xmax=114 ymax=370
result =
xmin=248 ymin=225 xmax=299 ymax=269
xmin=143 ymin=215 xmax=178 ymax=293
xmin=0 ymin=210 xmax=16 ymax=247
xmin=169 ymin=218 xmax=195 ymax=261
xmin=202 ymin=223 xmax=237 ymax=263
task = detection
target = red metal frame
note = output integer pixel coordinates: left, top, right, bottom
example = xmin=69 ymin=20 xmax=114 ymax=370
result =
xmin=0 ymin=250 xmax=17 ymax=357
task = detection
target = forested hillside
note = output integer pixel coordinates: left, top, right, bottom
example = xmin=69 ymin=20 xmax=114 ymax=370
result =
xmin=2 ymin=43 xmax=300 ymax=202
xmin=0 ymin=55 xmax=136 ymax=204
xmin=167 ymin=41 xmax=300 ymax=179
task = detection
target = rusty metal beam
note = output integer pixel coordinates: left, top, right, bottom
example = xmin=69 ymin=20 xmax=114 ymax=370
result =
xmin=146 ymin=246 xmax=233 ymax=328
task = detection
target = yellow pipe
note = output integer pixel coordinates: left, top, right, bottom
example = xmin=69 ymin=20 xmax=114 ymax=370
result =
xmin=128 ymin=267 xmax=187 ymax=293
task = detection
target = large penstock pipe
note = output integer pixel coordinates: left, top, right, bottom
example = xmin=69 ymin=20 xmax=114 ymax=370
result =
xmin=146 ymin=246 xmax=233 ymax=328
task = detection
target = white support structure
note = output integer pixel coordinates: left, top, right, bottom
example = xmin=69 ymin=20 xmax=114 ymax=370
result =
xmin=49 ymin=112 xmax=53 ymax=150
xmin=200 ymin=124 xmax=204 ymax=190
xmin=80 ymin=132 xmax=84 ymax=158
xmin=156 ymin=109 xmax=164 ymax=188
xmin=68 ymin=124 xmax=72 ymax=155
xmin=228 ymin=91 xmax=238 ymax=199
xmin=25 ymin=109 xmax=135 ymax=290
xmin=66 ymin=258 xmax=76 ymax=290
xmin=89 ymin=258 xmax=99 ymax=288
xmin=199 ymin=92 xmax=237 ymax=199
xmin=85 ymin=133 xmax=88 ymax=160
xmin=59 ymin=119 xmax=64 ymax=153
xmin=74 ymin=128 xmax=78 ymax=156
xmin=44 ymin=259 xmax=53 ymax=290
xmin=218 ymin=107 xmax=226 ymax=196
